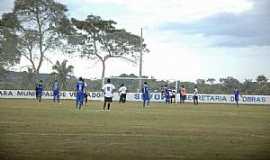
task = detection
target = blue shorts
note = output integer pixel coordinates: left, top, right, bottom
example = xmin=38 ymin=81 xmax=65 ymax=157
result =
xmin=76 ymin=92 xmax=84 ymax=101
xmin=37 ymin=92 xmax=42 ymax=96
xmin=143 ymin=95 xmax=149 ymax=101
xmin=53 ymin=91 xmax=59 ymax=96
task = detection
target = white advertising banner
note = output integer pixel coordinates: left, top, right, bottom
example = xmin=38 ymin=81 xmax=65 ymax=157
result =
xmin=0 ymin=90 xmax=270 ymax=105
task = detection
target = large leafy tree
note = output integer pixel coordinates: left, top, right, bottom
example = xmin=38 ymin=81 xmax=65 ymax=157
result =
xmin=52 ymin=60 xmax=73 ymax=90
xmin=2 ymin=0 xmax=71 ymax=78
xmin=70 ymin=15 xmax=148 ymax=79
xmin=0 ymin=16 xmax=20 ymax=71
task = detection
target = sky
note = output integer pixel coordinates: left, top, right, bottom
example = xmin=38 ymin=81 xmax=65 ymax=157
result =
xmin=1 ymin=0 xmax=270 ymax=82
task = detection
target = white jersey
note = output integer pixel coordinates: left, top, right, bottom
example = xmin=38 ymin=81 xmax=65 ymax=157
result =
xmin=168 ymin=89 xmax=173 ymax=96
xmin=193 ymin=88 xmax=198 ymax=96
xmin=102 ymin=83 xmax=115 ymax=98
xmin=84 ymin=82 xmax=88 ymax=92
xmin=119 ymin=86 xmax=127 ymax=94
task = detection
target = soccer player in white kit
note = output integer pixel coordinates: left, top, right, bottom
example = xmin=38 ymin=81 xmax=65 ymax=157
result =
xmin=193 ymin=86 xmax=199 ymax=105
xmin=102 ymin=79 xmax=115 ymax=111
xmin=118 ymin=84 xmax=127 ymax=103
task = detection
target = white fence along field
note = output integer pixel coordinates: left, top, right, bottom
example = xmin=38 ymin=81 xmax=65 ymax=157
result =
xmin=0 ymin=90 xmax=270 ymax=105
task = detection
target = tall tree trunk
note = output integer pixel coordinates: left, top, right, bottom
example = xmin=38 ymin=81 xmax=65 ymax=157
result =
xmin=62 ymin=79 xmax=67 ymax=90
xmin=36 ymin=6 xmax=44 ymax=80
xmin=101 ymin=60 xmax=106 ymax=80
xmin=34 ymin=70 xmax=39 ymax=82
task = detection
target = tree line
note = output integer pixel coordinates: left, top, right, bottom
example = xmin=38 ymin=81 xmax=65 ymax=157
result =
xmin=1 ymin=70 xmax=269 ymax=95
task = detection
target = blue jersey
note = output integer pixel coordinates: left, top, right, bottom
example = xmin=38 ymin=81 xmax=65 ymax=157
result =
xmin=164 ymin=87 xmax=170 ymax=97
xmin=52 ymin=82 xmax=60 ymax=92
xmin=36 ymin=84 xmax=43 ymax=94
xmin=142 ymin=84 xmax=149 ymax=100
xmin=76 ymin=81 xmax=85 ymax=94
xmin=234 ymin=90 xmax=240 ymax=100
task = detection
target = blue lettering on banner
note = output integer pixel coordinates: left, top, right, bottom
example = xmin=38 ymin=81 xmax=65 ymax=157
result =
xmin=0 ymin=90 xmax=13 ymax=96
xmin=242 ymin=96 xmax=265 ymax=103
xmin=134 ymin=93 xmax=140 ymax=100
xmin=187 ymin=95 xmax=193 ymax=101
xmin=69 ymin=92 xmax=75 ymax=97
xmin=91 ymin=92 xmax=102 ymax=98
xmin=44 ymin=91 xmax=52 ymax=96
xmin=262 ymin=97 xmax=266 ymax=102
xmin=199 ymin=95 xmax=227 ymax=102
xmin=155 ymin=94 xmax=165 ymax=100
xmin=92 ymin=93 xmax=96 ymax=98
xmin=222 ymin=96 xmax=227 ymax=101
xmin=231 ymin=96 xmax=235 ymax=102
xmin=199 ymin=95 xmax=204 ymax=101
xmin=134 ymin=93 xmax=164 ymax=100
xmin=256 ymin=97 xmax=261 ymax=102
xmin=154 ymin=94 xmax=160 ymax=100
xmin=17 ymin=91 xmax=35 ymax=96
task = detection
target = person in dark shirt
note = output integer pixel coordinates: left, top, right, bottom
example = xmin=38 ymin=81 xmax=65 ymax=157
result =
xmin=52 ymin=80 xmax=60 ymax=103
xmin=234 ymin=88 xmax=240 ymax=106
xmin=35 ymin=80 xmax=43 ymax=102
xmin=76 ymin=77 xmax=85 ymax=109
xmin=142 ymin=82 xmax=150 ymax=107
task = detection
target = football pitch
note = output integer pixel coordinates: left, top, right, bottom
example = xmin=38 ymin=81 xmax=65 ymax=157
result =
xmin=0 ymin=99 xmax=270 ymax=160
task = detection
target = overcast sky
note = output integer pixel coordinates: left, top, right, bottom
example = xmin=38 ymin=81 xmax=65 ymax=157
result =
xmin=1 ymin=0 xmax=270 ymax=82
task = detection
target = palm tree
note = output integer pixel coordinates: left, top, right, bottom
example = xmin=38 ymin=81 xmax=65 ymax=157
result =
xmin=52 ymin=60 xmax=74 ymax=90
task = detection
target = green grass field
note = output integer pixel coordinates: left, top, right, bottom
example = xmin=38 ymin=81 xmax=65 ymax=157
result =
xmin=0 ymin=99 xmax=270 ymax=160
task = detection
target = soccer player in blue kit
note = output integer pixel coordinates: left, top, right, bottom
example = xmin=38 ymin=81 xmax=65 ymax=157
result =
xmin=35 ymin=80 xmax=43 ymax=102
xmin=234 ymin=88 xmax=240 ymax=106
xmin=164 ymin=85 xmax=170 ymax=104
xmin=142 ymin=82 xmax=150 ymax=107
xmin=76 ymin=77 xmax=85 ymax=109
xmin=52 ymin=80 xmax=60 ymax=103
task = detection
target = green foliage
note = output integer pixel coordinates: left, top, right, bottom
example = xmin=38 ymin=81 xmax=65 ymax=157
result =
xmin=1 ymin=0 xmax=70 ymax=77
xmin=70 ymin=15 xmax=148 ymax=78
xmin=206 ymin=78 xmax=216 ymax=85
xmin=1 ymin=72 xmax=270 ymax=95
xmin=196 ymin=79 xmax=206 ymax=85
xmin=0 ymin=14 xmax=21 ymax=69
xmin=21 ymin=68 xmax=36 ymax=89
xmin=52 ymin=60 xmax=74 ymax=90
xmin=256 ymin=75 xmax=268 ymax=83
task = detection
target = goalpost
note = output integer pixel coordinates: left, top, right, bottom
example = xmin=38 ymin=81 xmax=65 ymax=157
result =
xmin=102 ymin=28 xmax=180 ymax=94
xmin=103 ymin=76 xmax=153 ymax=92
xmin=103 ymin=76 xmax=179 ymax=93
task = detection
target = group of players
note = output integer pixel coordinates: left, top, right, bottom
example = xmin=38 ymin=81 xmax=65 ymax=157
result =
xmin=35 ymin=78 xmax=241 ymax=110
xmin=161 ymin=85 xmax=199 ymax=105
